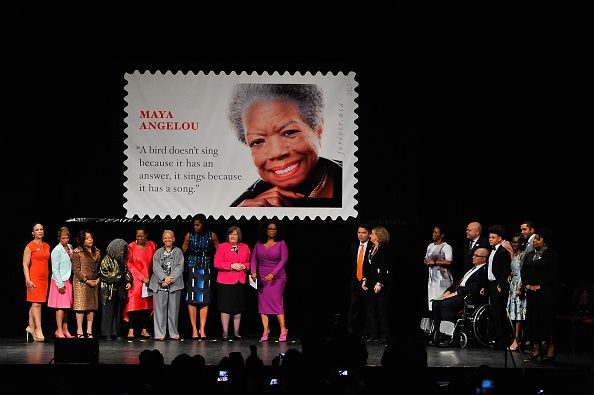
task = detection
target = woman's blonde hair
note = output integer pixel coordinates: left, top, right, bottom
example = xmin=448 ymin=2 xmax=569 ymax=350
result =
xmin=57 ymin=226 xmax=70 ymax=241
xmin=372 ymin=226 xmax=390 ymax=244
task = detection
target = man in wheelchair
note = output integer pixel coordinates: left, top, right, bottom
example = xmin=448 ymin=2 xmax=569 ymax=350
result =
xmin=429 ymin=248 xmax=489 ymax=346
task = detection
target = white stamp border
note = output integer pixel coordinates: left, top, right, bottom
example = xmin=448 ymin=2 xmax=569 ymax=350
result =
xmin=123 ymin=71 xmax=358 ymax=220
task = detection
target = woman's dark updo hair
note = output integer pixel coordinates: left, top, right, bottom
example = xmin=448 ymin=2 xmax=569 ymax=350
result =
xmin=258 ymin=218 xmax=284 ymax=244
xmin=535 ymin=227 xmax=554 ymax=247
xmin=191 ymin=213 xmax=209 ymax=232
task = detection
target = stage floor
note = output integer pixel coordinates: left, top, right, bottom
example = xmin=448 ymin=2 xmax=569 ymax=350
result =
xmin=1 ymin=336 xmax=592 ymax=369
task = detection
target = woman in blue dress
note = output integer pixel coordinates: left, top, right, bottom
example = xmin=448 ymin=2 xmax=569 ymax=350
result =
xmin=182 ymin=214 xmax=219 ymax=339
xmin=507 ymin=233 xmax=527 ymax=351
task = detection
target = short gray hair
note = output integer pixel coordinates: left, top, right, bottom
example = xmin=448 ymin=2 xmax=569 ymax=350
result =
xmin=228 ymin=84 xmax=324 ymax=144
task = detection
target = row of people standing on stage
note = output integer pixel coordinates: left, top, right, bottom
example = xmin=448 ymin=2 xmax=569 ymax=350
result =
xmin=24 ymin=225 xmax=132 ymax=340
xmin=170 ymin=219 xmax=291 ymax=341
xmin=23 ymin=224 xmax=102 ymax=341
xmin=22 ymin=217 xmax=290 ymax=342
xmin=426 ymin=222 xmax=514 ymax=348
xmin=424 ymin=220 xmax=560 ymax=360
xmin=181 ymin=215 xmax=288 ymax=341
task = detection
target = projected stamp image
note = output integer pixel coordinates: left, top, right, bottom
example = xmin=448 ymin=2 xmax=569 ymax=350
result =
xmin=124 ymin=72 xmax=357 ymax=219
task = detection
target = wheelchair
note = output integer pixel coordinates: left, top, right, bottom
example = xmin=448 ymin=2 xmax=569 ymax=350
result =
xmin=453 ymin=296 xmax=495 ymax=348
xmin=422 ymin=296 xmax=495 ymax=348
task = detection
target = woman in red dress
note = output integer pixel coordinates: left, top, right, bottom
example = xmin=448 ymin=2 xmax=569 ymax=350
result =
xmin=124 ymin=226 xmax=156 ymax=338
xmin=23 ymin=222 xmax=50 ymax=342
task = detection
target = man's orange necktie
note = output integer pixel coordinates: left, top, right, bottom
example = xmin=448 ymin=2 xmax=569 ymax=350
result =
xmin=356 ymin=244 xmax=364 ymax=281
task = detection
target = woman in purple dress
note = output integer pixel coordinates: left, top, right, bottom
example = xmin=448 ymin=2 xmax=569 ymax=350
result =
xmin=250 ymin=219 xmax=289 ymax=341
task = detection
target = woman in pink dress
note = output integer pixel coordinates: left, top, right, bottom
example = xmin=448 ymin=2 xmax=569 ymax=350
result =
xmin=250 ymin=219 xmax=289 ymax=342
xmin=124 ymin=226 xmax=156 ymax=338
xmin=48 ymin=227 xmax=75 ymax=338
xmin=23 ymin=222 xmax=50 ymax=342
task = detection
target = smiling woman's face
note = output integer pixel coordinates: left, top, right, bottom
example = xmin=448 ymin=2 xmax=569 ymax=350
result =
xmin=243 ymin=99 xmax=322 ymax=190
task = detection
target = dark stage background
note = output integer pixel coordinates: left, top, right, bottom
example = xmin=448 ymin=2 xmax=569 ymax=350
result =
xmin=7 ymin=20 xmax=592 ymax=340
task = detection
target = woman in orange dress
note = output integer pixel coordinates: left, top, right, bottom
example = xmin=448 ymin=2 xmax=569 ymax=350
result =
xmin=23 ymin=222 xmax=50 ymax=341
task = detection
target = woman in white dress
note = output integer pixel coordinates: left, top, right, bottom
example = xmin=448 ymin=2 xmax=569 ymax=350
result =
xmin=424 ymin=225 xmax=453 ymax=311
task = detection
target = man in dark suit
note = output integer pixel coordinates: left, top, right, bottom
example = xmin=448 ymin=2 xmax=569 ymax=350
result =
xmin=520 ymin=220 xmax=536 ymax=264
xmin=463 ymin=221 xmax=490 ymax=274
xmin=429 ymin=247 xmax=489 ymax=346
xmin=486 ymin=225 xmax=513 ymax=349
xmin=347 ymin=224 xmax=373 ymax=338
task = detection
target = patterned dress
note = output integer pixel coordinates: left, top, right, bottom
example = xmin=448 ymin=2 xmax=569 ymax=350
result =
xmin=71 ymin=247 xmax=101 ymax=311
xmin=507 ymin=253 xmax=526 ymax=320
xmin=184 ymin=231 xmax=214 ymax=305
xmin=426 ymin=242 xmax=453 ymax=311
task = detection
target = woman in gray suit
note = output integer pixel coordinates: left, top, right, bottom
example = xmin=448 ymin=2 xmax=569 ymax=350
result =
xmin=149 ymin=230 xmax=184 ymax=340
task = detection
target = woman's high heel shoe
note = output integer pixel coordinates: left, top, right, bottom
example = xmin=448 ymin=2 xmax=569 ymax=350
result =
xmin=25 ymin=327 xmax=34 ymax=342
xmin=508 ymin=340 xmax=520 ymax=351
xmin=542 ymin=343 xmax=556 ymax=362
xmin=26 ymin=327 xmax=44 ymax=342
xmin=34 ymin=329 xmax=45 ymax=342
xmin=543 ymin=354 xmax=556 ymax=362
xmin=63 ymin=331 xmax=75 ymax=339
xmin=528 ymin=352 xmax=541 ymax=361
xmin=279 ymin=330 xmax=288 ymax=342
xmin=55 ymin=330 xmax=65 ymax=339
xmin=260 ymin=330 xmax=270 ymax=342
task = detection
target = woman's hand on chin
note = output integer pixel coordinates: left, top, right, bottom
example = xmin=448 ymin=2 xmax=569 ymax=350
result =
xmin=237 ymin=187 xmax=304 ymax=207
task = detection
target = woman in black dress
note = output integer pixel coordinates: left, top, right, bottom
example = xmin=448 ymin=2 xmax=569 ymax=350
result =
xmin=362 ymin=226 xmax=392 ymax=343
xmin=521 ymin=228 xmax=560 ymax=361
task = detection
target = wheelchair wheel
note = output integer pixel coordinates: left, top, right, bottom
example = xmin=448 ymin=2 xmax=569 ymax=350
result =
xmin=473 ymin=303 xmax=494 ymax=347
xmin=459 ymin=332 xmax=468 ymax=348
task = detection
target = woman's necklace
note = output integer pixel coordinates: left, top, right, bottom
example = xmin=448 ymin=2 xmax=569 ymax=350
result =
xmin=370 ymin=244 xmax=379 ymax=258
xmin=534 ymin=245 xmax=547 ymax=261
xmin=265 ymin=239 xmax=276 ymax=248
xmin=308 ymin=168 xmax=328 ymax=198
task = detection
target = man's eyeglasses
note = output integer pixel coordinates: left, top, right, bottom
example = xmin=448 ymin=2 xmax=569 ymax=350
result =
xmin=472 ymin=254 xmax=488 ymax=258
